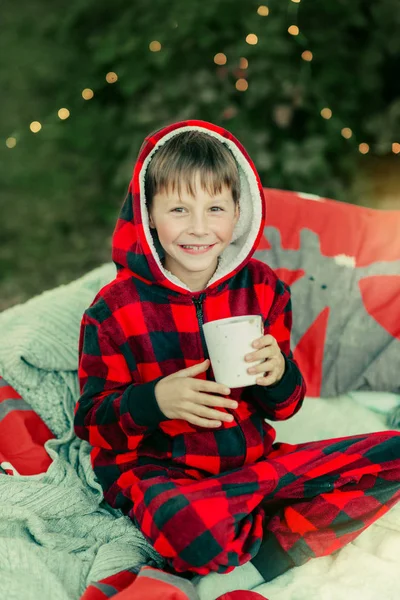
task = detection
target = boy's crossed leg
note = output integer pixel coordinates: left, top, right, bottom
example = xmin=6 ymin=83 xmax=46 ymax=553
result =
xmin=127 ymin=430 xmax=400 ymax=582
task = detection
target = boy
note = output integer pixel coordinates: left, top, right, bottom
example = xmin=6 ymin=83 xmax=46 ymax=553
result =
xmin=74 ymin=120 xmax=400 ymax=588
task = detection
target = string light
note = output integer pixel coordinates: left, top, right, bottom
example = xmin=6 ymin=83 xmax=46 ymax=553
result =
xmin=106 ymin=72 xmax=118 ymax=83
xmin=30 ymin=121 xmax=42 ymax=133
xmin=149 ymin=40 xmax=161 ymax=52
xmin=246 ymin=34 xmax=258 ymax=45
xmin=214 ymin=53 xmax=227 ymax=65
xmin=4 ymin=2 xmax=399 ymax=157
xmin=82 ymin=88 xmax=94 ymax=100
xmin=301 ymin=50 xmax=313 ymax=61
xmin=321 ymin=108 xmax=332 ymax=119
xmin=341 ymin=128 xmax=353 ymax=139
xmin=58 ymin=108 xmax=70 ymax=120
xmin=236 ymin=78 xmax=249 ymax=91
xmin=222 ymin=106 xmax=238 ymax=119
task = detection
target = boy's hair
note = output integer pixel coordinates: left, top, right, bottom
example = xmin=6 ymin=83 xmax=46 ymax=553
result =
xmin=145 ymin=131 xmax=240 ymax=211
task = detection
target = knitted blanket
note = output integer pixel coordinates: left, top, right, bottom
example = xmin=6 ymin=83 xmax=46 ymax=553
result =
xmin=0 ymin=263 xmax=165 ymax=600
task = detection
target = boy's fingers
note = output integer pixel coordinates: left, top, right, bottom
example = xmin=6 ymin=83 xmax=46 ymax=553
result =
xmin=180 ymin=409 xmax=222 ymax=427
xmin=188 ymin=417 xmax=222 ymax=428
xmin=197 ymin=381 xmax=231 ymax=396
xmin=257 ymin=372 xmax=276 ymax=386
xmin=195 ymin=405 xmax=233 ymax=422
xmin=197 ymin=394 xmax=237 ymax=408
xmin=253 ymin=334 xmax=275 ymax=347
xmin=175 ymin=359 xmax=209 ymax=377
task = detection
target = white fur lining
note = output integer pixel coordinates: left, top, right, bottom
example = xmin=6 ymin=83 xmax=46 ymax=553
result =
xmin=140 ymin=125 xmax=262 ymax=291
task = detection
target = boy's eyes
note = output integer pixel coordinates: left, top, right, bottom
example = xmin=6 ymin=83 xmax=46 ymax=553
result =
xmin=170 ymin=207 xmax=224 ymax=213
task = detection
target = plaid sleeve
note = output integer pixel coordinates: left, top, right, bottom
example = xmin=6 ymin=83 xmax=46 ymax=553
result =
xmin=249 ymin=280 xmax=306 ymax=421
xmin=73 ymin=313 xmax=167 ymax=452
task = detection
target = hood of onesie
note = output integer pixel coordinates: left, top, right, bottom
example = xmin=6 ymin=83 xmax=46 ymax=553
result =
xmin=111 ymin=120 xmax=266 ymax=295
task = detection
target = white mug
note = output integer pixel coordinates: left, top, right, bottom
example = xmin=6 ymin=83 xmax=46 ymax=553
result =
xmin=202 ymin=315 xmax=264 ymax=388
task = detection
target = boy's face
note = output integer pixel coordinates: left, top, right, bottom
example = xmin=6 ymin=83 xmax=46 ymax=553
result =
xmin=148 ymin=171 xmax=240 ymax=291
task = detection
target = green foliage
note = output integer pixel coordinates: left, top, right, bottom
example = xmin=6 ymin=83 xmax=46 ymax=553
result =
xmin=0 ymin=0 xmax=399 ymax=307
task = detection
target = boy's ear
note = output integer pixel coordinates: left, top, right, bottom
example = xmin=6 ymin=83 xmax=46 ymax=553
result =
xmin=148 ymin=213 xmax=155 ymax=229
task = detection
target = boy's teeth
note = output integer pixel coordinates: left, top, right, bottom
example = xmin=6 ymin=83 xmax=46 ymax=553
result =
xmin=182 ymin=245 xmax=210 ymax=249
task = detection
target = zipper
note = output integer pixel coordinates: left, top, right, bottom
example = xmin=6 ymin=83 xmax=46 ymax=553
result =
xmin=192 ymin=293 xmax=247 ymax=463
xmin=192 ymin=293 xmax=208 ymax=361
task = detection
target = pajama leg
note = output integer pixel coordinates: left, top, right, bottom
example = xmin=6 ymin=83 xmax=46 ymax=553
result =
xmin=125 ymin=462 xmax=280 ymax=576
xmin=251 ymin=430 xmax=400 ymax=580
xmin=123 ymin=430 xmax=400 ymax=579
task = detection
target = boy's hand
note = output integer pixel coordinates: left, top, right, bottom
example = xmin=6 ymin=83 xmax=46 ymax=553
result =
xmin=154 ymin=359 xmax=238 ymax=428
xmin=244 ymin=334 xmax=285 ymax=386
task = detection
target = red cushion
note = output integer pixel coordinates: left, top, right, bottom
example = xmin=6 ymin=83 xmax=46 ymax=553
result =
xmin=0 ymin=375 xmax=54 ymax=475
xmin=258 ymin=189 xmax=400 ymax=396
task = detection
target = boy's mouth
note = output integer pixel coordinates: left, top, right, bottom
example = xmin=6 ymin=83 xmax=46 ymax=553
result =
xmin=179 ymin=244 xmax=216 ymax=254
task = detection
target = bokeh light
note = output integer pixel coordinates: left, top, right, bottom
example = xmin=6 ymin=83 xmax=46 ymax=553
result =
xmin=30 ymin=121 xmax=42 ymax=133
xmin=288 ymin=25 xmax=299 ymax=35
xmin=106 ymin=72 xmax=118 ymax=83
xmin=246 ymin=34 xmax=258 ymax=45
xmin=321 ymin=108 xmax=332 ymax=119
xmin=214 ymin=53 xmax=227 ymax=65
xmin=236 ymin=78 xmax=249 ymax=91
xmin=341 ymin=128 xmax=353 ymax=139
xmin=82 ymin=89 xmax=94 ymax=100
xmin=149 ymin=40 xmax=162 ymax=52
xmin=6 ymin=137 xmax=17 ymax=148
xmin=301 ymin=50 xmax=313 ymax=61
xmin=58 ymin=108 xmax=70 ymax=120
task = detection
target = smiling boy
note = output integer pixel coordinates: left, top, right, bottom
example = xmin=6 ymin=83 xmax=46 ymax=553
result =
xmin=148 ymin=170 xmax=239 ymax=293
xmin=74 ymin=120 xmax=400 ymax=589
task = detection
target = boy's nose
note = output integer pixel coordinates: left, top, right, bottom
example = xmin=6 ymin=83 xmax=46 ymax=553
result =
xmin=188 ymin=214 xmax=209 ymax=234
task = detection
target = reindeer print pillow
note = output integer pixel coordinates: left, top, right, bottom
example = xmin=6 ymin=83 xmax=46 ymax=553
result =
xmin=254 ymin=189 xmax=400 ymax=398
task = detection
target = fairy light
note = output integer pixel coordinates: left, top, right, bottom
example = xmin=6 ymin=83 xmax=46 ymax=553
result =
xmin=222 ymin=106 xmax=237 ymax=119
xmin=30 ymin=121 xmax=42 ymax=133
xmin=149 ymin=40 xmax=162 ymax=52
xmin=82 ymin=88 xmax=94 ymax=100
xmin=341 ymin=128 xmax=353 ymax=139
xmin=214 ymin=53 xmax=227 ymax=65
xmin=6 ymin=137 xmax=17 ymax=148
xmin=106 ymin=72 xmax=118 ymax=83
xmin=58 ymin=108 xmax=70 ymax=120
xmin=321 ymin=108 xmax=332 ymax=119
xmin=301 ymin=50 xmax=313 ymax=61
xmin=257 ymin=6 xmax=269 ymax=16
xmin=246 ymin=34 xmax=258 ymax=45
xmin=4 ymin=1 xmax=398 ymax=158
xmin=236 ymin=78 xmax=249 ymax=91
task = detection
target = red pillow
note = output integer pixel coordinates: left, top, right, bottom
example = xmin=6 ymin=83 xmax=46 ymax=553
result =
xmin=0 ymin=375 xmax=54 ymax=476
xmin=255 ymin=189 xmax=400 ymax=397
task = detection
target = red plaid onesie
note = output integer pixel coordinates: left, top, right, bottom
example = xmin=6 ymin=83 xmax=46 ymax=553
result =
xmin=74 ymin=119 xmax=400 ymax=582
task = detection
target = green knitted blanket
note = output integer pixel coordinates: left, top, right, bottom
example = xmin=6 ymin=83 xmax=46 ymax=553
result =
xmin=0 ymin=263 xmax=165 ymax=600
